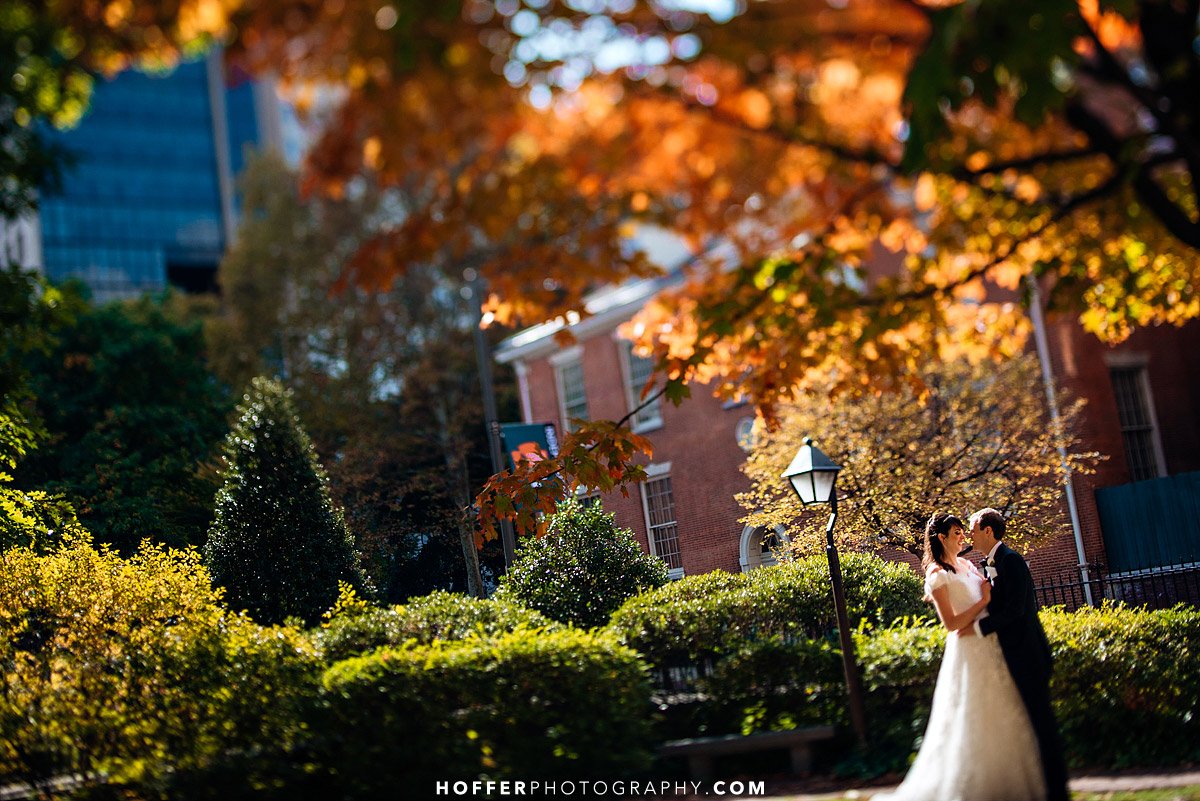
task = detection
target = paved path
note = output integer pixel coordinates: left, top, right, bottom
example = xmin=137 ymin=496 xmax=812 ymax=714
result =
xmin=762 ymin=770 xmax=1200 ymax=800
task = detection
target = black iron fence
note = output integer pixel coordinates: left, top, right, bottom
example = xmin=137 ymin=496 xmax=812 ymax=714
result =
xmin=1035 ymin=561 xmax=1200 ymax=612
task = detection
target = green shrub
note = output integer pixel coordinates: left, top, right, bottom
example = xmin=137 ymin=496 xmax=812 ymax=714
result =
xmin=0 ymin=534 xmax=321 ymax=797
xmin=495 ymin=498 xmax=670 ymax=628
xmin=609 ymin=551 xmax=927 ymax=668
xmin=1043 ymin=603 xmax=1200 ymax=768
xmin=315 ymin=587 xmax=560 ymax=663
xmin=695 ymin=636 xmax=844 ymax=736
xmin=854 ymin=603 xmax=1200 ymax=771
xmin=319 ymin=628 xmax=655 ymax=796
xmin=204 ymin=376 xmax=367 ymax=625
xmin=852 ymin=617 xmax=947 ymax=769
xmin=606 ymin=551 xmax=925 ymax=739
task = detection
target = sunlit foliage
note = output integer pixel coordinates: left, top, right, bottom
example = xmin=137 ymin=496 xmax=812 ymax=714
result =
xmin=14 ymin=0 xmax=1199 ymax=534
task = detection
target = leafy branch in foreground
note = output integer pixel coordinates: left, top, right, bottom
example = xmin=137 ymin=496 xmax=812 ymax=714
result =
xmin=475 ymin=411 xmax=657 ymax=540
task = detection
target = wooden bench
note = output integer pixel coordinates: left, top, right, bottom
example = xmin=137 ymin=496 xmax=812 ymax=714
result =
xmin=657 ymin=725 xmax=836 ymax=781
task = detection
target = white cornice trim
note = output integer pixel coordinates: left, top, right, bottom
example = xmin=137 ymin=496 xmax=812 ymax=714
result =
xmin=547 ymin=344 xmax=584 ymax=367
xmin=496 ymin=281 xmax=663 ymax=364
xmin=644 ymin=461 xmax=672 ymax=478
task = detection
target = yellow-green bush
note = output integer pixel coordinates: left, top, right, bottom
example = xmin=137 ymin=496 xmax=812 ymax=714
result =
xmin=0 ymin=535 xmax=321 ymax=797
xmin=314 ymin=587 xmax=561 ymax=664
xmin=319 ymin=628 xmax=655 ymax=796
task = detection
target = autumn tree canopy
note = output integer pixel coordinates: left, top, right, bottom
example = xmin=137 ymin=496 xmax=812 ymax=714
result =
xmin=14 ymin=0 xmax=1200 ymax=534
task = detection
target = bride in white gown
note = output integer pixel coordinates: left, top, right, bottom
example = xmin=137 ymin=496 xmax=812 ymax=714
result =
xmin=873 ymin=513 xmax=1046 ymax=801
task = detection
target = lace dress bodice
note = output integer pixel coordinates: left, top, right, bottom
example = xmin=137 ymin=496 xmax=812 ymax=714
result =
xmin=924 ymin=559 xmax=984 ymax=613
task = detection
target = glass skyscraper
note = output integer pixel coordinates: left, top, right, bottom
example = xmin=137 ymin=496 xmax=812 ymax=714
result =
xmin=37 ymin=52 xmax=284 ymax=301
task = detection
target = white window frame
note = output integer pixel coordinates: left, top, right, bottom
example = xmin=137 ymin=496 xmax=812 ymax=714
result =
xmin=1105 ymin=353 xmax=1167 ymax=481
xmin=616 ymin=337 xmax=663 ymax=433
xmin=514 ymin=360 xmax=533 ymax=424
xmin=551 ymin=345 xmax=588 ymax=433
xmin=640 ymin=462 xmax=683 ymax=579
xmin=574 ymin=484 xmax=601 ymax=509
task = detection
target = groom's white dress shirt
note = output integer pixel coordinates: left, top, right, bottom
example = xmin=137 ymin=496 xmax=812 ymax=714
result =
xmin=972 ymin=541 xmax=1002 ymax=636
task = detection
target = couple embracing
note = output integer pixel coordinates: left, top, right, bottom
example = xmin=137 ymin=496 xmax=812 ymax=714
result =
xmin=874 ymin=509 xmax=1070 ymax=801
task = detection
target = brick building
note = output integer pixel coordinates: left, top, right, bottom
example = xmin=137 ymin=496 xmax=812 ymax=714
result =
xmin=1030 ymin=315 xmax=1200 ymax=587
xmin=496 ymin=260 xmax=1200 ymax=590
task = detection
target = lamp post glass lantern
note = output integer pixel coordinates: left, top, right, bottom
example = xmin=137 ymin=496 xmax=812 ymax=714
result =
xmin=782 ymin=437 xmax=840 ymax=506
xmin=780 ymin=437 xmax=868 ymax=748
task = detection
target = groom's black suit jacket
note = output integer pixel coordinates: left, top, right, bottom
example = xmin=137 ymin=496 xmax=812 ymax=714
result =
xmin=979 ymin=542 xmax=1069 ymax=801
xmin=978 ymin=542 xmax=1053 ymax=683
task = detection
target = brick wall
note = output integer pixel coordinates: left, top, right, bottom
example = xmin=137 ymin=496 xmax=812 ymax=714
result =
xmin=520 ymin=329 xmax=755 ymax=576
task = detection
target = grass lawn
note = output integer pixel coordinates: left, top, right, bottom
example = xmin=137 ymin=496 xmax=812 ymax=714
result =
xmin=1071 ymin=789 xmax=1200 ymax=801
xmin=807 ymin=789 xmax=1200 ymax=801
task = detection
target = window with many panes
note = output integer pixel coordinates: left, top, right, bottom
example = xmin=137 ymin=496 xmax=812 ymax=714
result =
xmin=1109 ymin=364 xmax=1165 ymax=482
xmin=577 ymin=493 xmax=601 ymax=510
xmin=641 ymin=473 xmax=682 ymax=575
xmin=555 ymin=357 xmax=589 ymax=433
xmin=623 ymin=342 xmax=663 ymax=431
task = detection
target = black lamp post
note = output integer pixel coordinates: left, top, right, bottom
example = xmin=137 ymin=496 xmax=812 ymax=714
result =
xmin=781 ymin=437 xmax=868 ymax=748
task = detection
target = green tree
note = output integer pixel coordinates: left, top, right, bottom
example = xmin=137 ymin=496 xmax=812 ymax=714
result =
xmin=204 ymin=376 xmax=366 ymax=625
xmin=16 ymin=289 xmax=230 ymax=552
xmin=496 ymin=498 xmax=670 ymax=629
xmin=739 ymin=355 xmax=1100 ymax=556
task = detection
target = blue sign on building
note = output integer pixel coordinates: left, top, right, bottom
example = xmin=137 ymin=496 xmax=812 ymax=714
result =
xmin=501 ymin=422 xmax=561 ymax=471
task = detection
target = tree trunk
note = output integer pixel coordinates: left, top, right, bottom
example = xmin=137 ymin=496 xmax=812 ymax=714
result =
xmin=433 ymin=396 xmax=485 ymax=598
xmin=456 ymin=515 xmax=485 ymax=599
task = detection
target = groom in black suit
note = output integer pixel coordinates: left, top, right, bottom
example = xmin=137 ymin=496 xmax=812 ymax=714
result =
xmin=960 ymin=507 xmax=1070 ymax=801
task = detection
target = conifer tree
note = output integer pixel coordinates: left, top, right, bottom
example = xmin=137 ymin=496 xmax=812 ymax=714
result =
xmin=204 ymin=376 xmax=366 ymax=624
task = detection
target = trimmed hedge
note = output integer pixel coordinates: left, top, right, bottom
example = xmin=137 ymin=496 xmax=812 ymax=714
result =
xmin=609 ymin=552 xmax=927 ymax=666
xmin=606 ymin=552 xmax=926 ymax=739
xmin=319 ymin=628 xmax=655 ymax=795
xmin=314 ymin=588 xmax=561 ymax=663
xmin=852 ymin=617 xmax=947 ymax=767
xmin=855 ymin=603 xmax=1200 ymax=770
xmin=0 ymin=535 xmax=320 ymax=797
xmin=689 ymin=636 xmax=845 ymax=737
xmin=1044 ymin=603 xmax=1200 ymax=767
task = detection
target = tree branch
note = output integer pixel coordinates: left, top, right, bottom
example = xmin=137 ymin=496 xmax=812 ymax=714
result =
xmin=948 ymin=146 xmax=1102 ymax=179
xmin=1078 ymin=15 xmax=1200 ymax=212
xmin=635 ymin=85 xmax=898 ymax=170
xmin=869 ymin=166 xmax=1126 ymax=307
xmin=1064 ymin=100 xmax=1200 ymax=249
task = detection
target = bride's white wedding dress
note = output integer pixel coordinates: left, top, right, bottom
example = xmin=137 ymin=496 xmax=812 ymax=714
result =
xmin=872 ymin=559 xmax=1046 ymax=801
